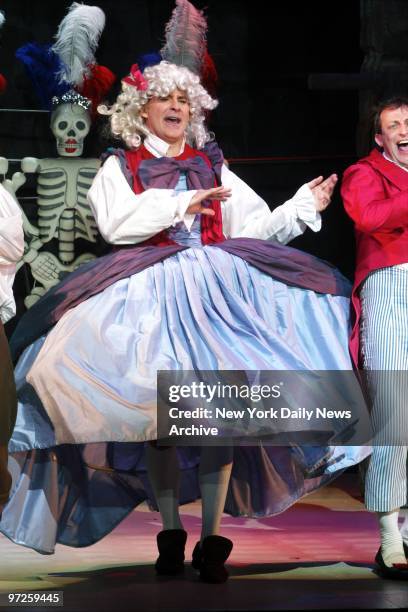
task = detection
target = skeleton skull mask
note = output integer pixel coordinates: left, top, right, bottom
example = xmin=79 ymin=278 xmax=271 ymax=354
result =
xmin=51 ymin=103 xmax=91 ymax=157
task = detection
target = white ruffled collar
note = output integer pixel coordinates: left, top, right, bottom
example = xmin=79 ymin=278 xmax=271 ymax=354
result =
xmin=143 ymin=132 xmax=185 ymax=158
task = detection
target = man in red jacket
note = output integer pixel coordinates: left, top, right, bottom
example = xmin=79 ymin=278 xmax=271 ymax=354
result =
xmin=342 ymin=97 xmax=408 ymax=577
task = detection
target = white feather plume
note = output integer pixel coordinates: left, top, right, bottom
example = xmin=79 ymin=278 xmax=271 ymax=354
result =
xmin=160 ymin=0 xmax=207 ymax=75
xmin=52 ymin=2 xmax=105 ymax=87
xmin=0 ymin=11 xmax=5 ymax=29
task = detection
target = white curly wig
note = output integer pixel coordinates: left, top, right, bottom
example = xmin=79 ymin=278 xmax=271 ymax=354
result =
xmin=98 ymin=60 xmax=218 ymax=150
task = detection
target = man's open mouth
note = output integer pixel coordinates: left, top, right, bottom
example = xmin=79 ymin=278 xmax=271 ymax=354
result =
xmin=165 ymin=116 xmax=181 ymax=125
xmin=397 ymin=140 xmax=408 ymax=151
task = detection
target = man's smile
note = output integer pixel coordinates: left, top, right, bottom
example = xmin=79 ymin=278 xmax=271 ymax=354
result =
xmin=397 ymin=139 xmax=408 ymax=151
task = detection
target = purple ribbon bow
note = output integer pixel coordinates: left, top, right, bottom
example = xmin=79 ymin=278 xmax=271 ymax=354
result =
xmin=138 ymin=155 xmax=215 ymax=191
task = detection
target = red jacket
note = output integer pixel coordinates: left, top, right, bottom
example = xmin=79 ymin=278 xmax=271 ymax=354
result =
xmin=341 ymin=148 xmax=408 ymax=367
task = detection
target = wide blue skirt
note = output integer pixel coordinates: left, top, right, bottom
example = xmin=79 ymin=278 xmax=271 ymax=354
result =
xmin=0 ymin=246 xmax=368 ymax=553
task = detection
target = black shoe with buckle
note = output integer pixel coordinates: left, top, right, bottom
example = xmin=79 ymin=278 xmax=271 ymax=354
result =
xmin=155 ymin=529 xmax=187 ymax=576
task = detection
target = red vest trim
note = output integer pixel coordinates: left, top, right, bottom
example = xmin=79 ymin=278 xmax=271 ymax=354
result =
xmin=124 ymin=144 xmax=225 ymax=247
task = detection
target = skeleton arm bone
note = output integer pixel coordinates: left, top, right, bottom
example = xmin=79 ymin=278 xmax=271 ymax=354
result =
xmin=21 ymin=157 xmax=40 ymax=174
xmin=0 ymin=157 xmax=9 ymax=176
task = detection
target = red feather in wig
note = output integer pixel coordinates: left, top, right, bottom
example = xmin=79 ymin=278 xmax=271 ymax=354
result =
xmin=200 ymin=50 xmax=218 ymax=98
xmin=79 ymin=64 xmax=116 ymax=116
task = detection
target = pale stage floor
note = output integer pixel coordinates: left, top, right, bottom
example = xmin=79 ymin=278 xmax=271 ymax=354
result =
xmin=0 ymin=474 xmax=407 ymax=611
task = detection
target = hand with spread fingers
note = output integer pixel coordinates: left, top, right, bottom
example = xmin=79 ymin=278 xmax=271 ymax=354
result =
xmin=187 ymin=186 xmax=232 ymax=216
xmin=308 ymin=174 xmax=338 ymax=212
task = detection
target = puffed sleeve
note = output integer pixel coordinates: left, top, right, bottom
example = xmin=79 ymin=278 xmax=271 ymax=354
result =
xmin=87 ymin=156 xmax=198 ymax=244
xmin=0 ymin=185 xmax=24 ymax=265
xmin=0 ymin=185 xmax=24 ymax=323
xmin=220 ymin=165 xmax=321 ymax=244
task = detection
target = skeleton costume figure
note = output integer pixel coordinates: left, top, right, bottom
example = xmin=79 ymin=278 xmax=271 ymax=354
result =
xmin=12 ymin=3 xmax=115 ymax=307
xmin=25 ymin=99 xmax=98 ymax=263
xmin=1 ymin=1 xmax=368 ymax=584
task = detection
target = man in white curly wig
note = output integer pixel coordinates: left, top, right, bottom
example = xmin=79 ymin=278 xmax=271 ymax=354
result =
xmin=84 ymin=58 xmax=348 ymax=583
xmin=103 ymin=61 xmax=217 ymax=152
xmin=4 ymin=0 xmax=369 ymax=581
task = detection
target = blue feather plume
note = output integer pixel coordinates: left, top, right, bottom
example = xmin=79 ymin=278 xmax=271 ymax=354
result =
xmin=16 ymin=43 xmax=70 ymax=110
xmin=137 ymin=52 xmax=162 ymax=73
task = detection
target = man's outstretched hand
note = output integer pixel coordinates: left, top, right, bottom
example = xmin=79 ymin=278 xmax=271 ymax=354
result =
xmin=187 ymin=186 xmax=232 ymax=216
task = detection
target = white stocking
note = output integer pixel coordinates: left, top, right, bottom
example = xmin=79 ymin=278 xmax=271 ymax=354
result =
xmin=400 ymin=507 xmax=408 ymax=545
xmin=378 ymin=509 xmax=406 ymax=566
xmin=199 ymin=446 xmax=233 ymax=542
xmin=146 ymin=444 xmax=183 ymax=531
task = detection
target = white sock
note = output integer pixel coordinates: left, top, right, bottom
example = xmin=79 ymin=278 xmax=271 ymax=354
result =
xmin=378 ymin=510 xmax=406 ymax=566
xmin=199 ymin=446 xmax=233 ymax=542
xmin=399 ymin=508 xmax=408 ymax=545
xmin=146 ymin=444 xmax=183 ymax=531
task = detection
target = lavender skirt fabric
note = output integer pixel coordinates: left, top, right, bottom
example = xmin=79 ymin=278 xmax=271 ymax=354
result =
xmin=0 ymin=237 xmax=368 ymax=553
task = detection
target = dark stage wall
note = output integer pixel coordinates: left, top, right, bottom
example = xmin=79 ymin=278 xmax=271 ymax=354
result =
xmin=0 ymin=0 xmax=389 ymax=318
xmin=0 ymin=0 xmax=362 ymax=158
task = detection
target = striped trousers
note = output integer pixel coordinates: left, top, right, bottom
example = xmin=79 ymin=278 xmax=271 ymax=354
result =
xmin=0 ymin=321 xmax=16 ymax=505
xmin=360 ymin=267 xmax=408 ymax=511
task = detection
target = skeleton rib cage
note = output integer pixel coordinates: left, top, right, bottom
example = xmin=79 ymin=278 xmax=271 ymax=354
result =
xmin=37 ymin=161 xmax=99 ymax=264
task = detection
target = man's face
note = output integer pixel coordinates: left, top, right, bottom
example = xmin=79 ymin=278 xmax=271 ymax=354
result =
xmin=375 ymin=105 xmax=408 ymax=168
xmin=141 ymin=88 xmax=190 ymax=149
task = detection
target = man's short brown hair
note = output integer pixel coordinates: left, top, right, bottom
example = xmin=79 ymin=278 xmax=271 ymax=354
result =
xmin=373 ymin=96 xmax=408 ymax=134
